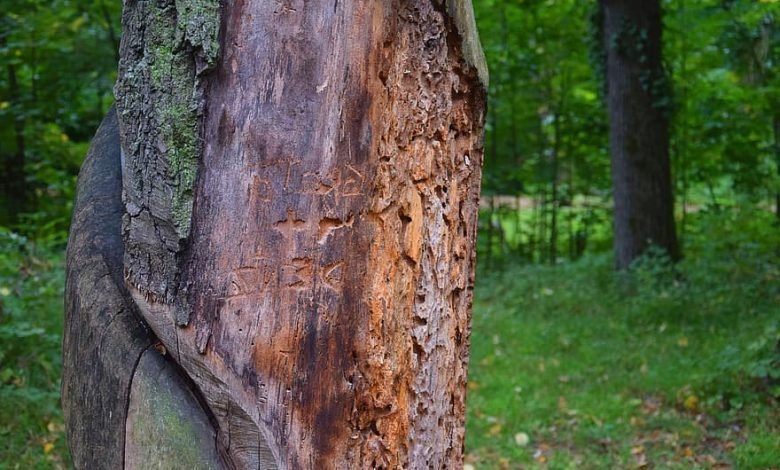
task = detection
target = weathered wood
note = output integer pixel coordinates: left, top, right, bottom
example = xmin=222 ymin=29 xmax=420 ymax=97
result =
xmin=115 ymin=0 xmax=220 ymax=306
xmin=62 ymin=108 xmax=153 ymax=470
xmin=66 ymin=0 xmax=487 ymax=467
xmin=125 ymin=349 xmax=223 ymax=470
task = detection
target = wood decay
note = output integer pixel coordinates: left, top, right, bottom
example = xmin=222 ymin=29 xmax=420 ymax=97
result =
xmin=63 ymin=0 xmax=487 ymax=468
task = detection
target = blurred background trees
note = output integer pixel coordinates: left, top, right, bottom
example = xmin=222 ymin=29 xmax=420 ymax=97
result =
xmin=0 ymin=0 xmax=120 ymax=235
xmin=476 ymin=0 xmax=779 ymax=267
xmin=1 ymin=0 xmax=777 ymax=264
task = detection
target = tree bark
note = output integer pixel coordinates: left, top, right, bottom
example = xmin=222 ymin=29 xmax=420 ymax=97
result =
xmin=64 ymin=0 xmax=487 ymax=468
xmin=63 ymin=108 xmax=230 ymax=469
xmin=600 ymin=0 xmax=680 ymax=269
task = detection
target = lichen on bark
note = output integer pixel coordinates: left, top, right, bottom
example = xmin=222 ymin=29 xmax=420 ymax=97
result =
xmin=115 ymin=0 xmax=220 ymax=303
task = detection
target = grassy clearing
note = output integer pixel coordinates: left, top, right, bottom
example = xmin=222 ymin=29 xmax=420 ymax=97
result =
xmin=465 ymin=234 xmax=780 ymax=468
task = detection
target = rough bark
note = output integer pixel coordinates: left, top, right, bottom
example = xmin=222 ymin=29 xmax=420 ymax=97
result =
xmin=600 ymin=0 xmax=680 ymax=269
xmin=64 ymin=0 xmax=486 ymax=468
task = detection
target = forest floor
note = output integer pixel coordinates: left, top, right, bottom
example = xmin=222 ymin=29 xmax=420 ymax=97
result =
xmin=465 ymin=252 xmax=780 ymax=469
xmin=0 ymin=226 xmax=778 ymax=469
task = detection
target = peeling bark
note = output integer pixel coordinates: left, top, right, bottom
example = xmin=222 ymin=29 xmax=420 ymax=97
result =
xmin=65 ymin=0 xmax=486 ymax=468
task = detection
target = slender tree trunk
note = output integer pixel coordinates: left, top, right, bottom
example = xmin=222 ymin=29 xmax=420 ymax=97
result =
xmin=600 ymin=0 xmax=680 ymax=269
xmin=2 ymin=38 xmax=26 ymax=222
xmin=99 ymin=0 xmax=120 ymax=63
xmin=535 ymin=114 xmax=548 ymax=263
xmin=677 ymin=0 xmax=690 ymax=249
xmin=486 ymin=196 xmax=495 ymax=266
xmin=529 ymin=195 xmax=538 ymax=262
xmin=774 ymin=113 xmax=779 ymax=221
xmin=514 ymin=194 xmax=523 ymax=256
xmin=539 ymin=188 xmax=547 ymax=263
xmin=567 ymin=174 xmax=574 ymax=260
xmin=549 ymin=110 xmax=561 ymax=264
xmin=63 ymin=1 xmax=487 ymax=468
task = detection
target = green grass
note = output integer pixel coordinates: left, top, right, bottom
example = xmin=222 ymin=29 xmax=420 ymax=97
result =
xmin=0 ymin=210 xmax=778 ymax=469
xmin=465 ymin=246 xmax=780 ymax=469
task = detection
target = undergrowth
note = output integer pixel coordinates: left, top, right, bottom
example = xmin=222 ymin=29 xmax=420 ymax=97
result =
xmin=0 ymin=231 xmax=68 ymax=469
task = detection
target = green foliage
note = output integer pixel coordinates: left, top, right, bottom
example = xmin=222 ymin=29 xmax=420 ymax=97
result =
xmin=476 ymin=0 xmax=780 ymax=264
xmin=0 ymin=0 xmax=120 ymax=232
xmin=0 ymin=232 xmax=68 ymax=468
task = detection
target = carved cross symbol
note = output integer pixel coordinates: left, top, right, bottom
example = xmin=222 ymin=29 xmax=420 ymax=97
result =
xmin=273 ymin=209 xmax=307 ymax=250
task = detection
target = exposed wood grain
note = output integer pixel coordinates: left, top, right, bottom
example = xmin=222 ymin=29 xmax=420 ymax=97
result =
xmin=63 ymin=109 xmax=235 ymax=469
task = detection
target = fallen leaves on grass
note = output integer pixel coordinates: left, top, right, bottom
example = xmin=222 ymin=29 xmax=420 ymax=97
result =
xmin=631 ymin=445 xmax=648 ymax=468
xmin=683 ymin=394 xmax=699 ymax=412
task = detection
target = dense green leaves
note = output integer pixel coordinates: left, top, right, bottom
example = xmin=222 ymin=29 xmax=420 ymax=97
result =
xmin=0 ymin=0 xmax=119 ymax=230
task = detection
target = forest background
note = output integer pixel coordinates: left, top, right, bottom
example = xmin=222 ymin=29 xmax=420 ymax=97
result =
xmin=0 ymin=0 xmax=778 ymax=468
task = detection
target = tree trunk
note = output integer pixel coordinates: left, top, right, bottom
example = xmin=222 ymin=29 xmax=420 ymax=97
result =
xmin=774 ymin=112 xmax=779 ymax=222
xmin=549 ymin=110 xmax=560 ymax=264
xmin=1 ymin=35 xmax=26 ymax=224
xmin=600 ymin=0 xmax=679 ymax=269
xmin=63 ymin=1 xmax=487 ymax=468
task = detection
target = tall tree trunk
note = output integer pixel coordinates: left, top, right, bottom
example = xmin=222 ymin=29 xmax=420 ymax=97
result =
xmin=63 ymin=0 xmax=487 ymax=468
xmin=1 ymin=36 xmax=26 ymax=223
xmin=600 ymin=0 xmax=679 ymax=269
xmin=549 ymin=110 xmax=560 ymax=264
xmin=774 ymin=113 xmax=779 ymax=222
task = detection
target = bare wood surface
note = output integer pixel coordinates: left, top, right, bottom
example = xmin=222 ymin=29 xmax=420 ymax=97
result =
xmin=63 ymin=109 xmax=233 ymax=470
xmin=124 ymin=349 xmax=224 ymax=470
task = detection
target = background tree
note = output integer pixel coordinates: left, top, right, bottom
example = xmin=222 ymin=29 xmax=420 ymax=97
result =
xmin=62 ymin=0 xmax=487 ymax=467
xmin=598 ymin=0 xmax=679 ymax=269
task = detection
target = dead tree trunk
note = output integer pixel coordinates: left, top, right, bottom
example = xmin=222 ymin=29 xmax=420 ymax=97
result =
xmin=63 ymin=1 xmax=487 ymax=468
